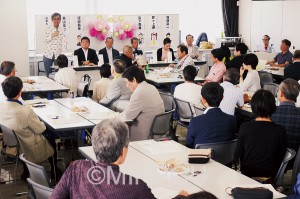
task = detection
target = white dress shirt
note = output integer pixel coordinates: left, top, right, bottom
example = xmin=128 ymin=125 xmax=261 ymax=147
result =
xmin=220 ymin=81 xmax=244 ymax=115
xmin=175 ymin=55 xmax=195 ymax=70
xmin=0 ymin=74 xmax=6 ymax=103
xmin=43 ymin=25 xmax=67 ymax=59
xmin=82 ymin=48 xmax=88 ymax=61
xmin=106 ymin=48 xmax=113 ymax=66
xmin=186 ymin=44 xmax=199 ymax=59
xmin=54 ymin=67 xmax=79 ymax=97
xmin=174 ymin=82 xmax=203 ymax=109
xmin=239 ymin=70 xmax=261 ymax=94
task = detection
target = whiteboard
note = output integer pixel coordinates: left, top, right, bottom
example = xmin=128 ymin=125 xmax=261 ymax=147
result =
xmin=35 ymin=14 xmax=179 ymax=54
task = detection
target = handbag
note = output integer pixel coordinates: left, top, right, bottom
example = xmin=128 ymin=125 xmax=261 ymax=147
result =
xmin=231 ymin=187 xmax=273 ymax=199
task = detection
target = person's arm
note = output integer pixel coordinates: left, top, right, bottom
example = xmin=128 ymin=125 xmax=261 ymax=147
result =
xmin=44 ymin=26 xmax=55 ymax=43
xmin=119 ymin=92 xmax=142 ymax=120
xmin=61 ymin=31 xmax=67 ymax=54
xmin=186 ymin=118 xmax=196 ymax=148
xmin=237 ymin=90 xmax=244 ymax=108
xmin=239 ymin=69 xmax=253 ymax=92
xmin=267 ymin=59 xmax=276 ymax=65
xmin=100 ymin=81 xmax=120 ymax=106
xmin=27 ymin=108 xmax=46 ymax=135
xmin=89 ymin=49 xmax=99 ymax=65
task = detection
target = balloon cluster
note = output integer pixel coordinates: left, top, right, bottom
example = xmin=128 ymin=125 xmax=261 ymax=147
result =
xmin=88 ymin=16 xmax=110 ymax=41
xmin=113 ymin=16 xmax=137 ymax=40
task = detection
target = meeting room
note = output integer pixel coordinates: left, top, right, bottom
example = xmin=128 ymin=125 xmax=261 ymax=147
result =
xmin=1 ymin=0 xmax=300 ymax=198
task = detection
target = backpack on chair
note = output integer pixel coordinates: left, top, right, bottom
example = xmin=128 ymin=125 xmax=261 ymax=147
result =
xmin=77 ymin=74 xmax=91 ymax=97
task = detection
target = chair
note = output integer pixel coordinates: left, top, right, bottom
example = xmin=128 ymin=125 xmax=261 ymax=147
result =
xmin=291 ymin=147 xmax=300 ymax=191
xmin=37 ymin=61 xmax=45 ymax=76
xmin=195 ymin=139 xmax=237 ymax=166
xmin=263 ymin=83 xmax=279 ymax=97
xmin=159 ymin=92 xmax=174 ymax=112
xmin=77 ymin=74 xmax=92 ymax=97
xmin=19 ymin=154 xmax=51 ymax=187
xmin=150 ymin=110 xmax=175 ymax=139
xmin=258 ymin=71 xmax=274 ymax=87
xmin=0 ymin=125 xmax=26 ymax=196
xmin=173 ymin=98 xmax=194 ymax=128
xmin=274 ymin=148 xmax=296 ymax=187
xmin=27 ymin=178 xmax=53 ymax=199
xmin=193 ymin=105 xmax=205 ymax=116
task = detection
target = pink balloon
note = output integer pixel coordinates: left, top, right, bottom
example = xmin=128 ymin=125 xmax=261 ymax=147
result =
xmin=132 ymin=24 xmax=138 ymax=31
xmin=96 ymin=32 xmax=105 ymax=41
xmin=89 ymin=28 xmax=98 ymax=37
xmin=119 ymin=29 xmax=124 ymax=35
xmin=126 ymin=30 xmax=134 ymax=38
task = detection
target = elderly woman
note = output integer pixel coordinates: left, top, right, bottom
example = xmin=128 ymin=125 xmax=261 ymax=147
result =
xmin=235 ymin=89 xmax=287 ymax=182
xmin=156 ymin=38 xmax=176 ymax=61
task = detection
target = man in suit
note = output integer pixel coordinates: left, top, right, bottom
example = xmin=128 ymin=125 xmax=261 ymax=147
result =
xmin=284 ymin=50 xmax=300 ymax=81
xmin=271 ymin=78 xmax=300 ymax=155
xmin=74 ymin=36 xmax=98 ymax=66
xmin=131 ymin=37 xmax=143 ymax=59
xmin=100 ymin=59 xmax=132 ymax=112
xmin=119 ymin=66 xmax=164 ymax=141
xmin=186 ymin=82 xmax=237 ymax=148
xmin=98 ymin=37 xmax=120 ymax=66
xmin=115 ymin=45 xmax=134 ymax=68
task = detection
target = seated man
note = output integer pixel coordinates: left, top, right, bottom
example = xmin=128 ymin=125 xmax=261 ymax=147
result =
xmin=115 ymin=45 xmax=134 ymax=68
xmin=257 ymin=35 xmax=272 ymax=53
xmin=186 ymin=82 xmax=236 ymax=148
xmin=0 ymin=61 xmax=17 ymax=102
xmin=284 ymin=50 xmax=300 ymax=81
xmin=119 ymin=66 xmax=164 ymax=141
xmin=271 ymin=78 xmax=300 ymax=155
xmin=74 ymin=36 xmax=99 ymax=66
xmin=99 ymin=37 xmax=120 ymax=66
xmin=0 ymin=77 xmax=59 ymax=179
xmin=174 ymin=65 xmax=203 ymax=109
xmin=220 ymin=68 xmax=244 ymax=115
xmin=92 ymin=63 xmax=112 ymax=102
xmin=100 ymin=60 xmax=132 ymax=112
xmin=169 ymin=44 xmax=194 ymax=70
xmin=131 ymin=37 xmax=143 ymax=58
xmin=267 ymin=39 xmax=293 ymax=67
xmin=185 ymin=34 xmax=200 ymax=59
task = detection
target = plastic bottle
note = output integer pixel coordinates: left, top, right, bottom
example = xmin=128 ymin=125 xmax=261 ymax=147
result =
xmin=145 ymin=64 xmax=149 ymax=74
xmin=70 ymin=91 xmax=74 ymax=107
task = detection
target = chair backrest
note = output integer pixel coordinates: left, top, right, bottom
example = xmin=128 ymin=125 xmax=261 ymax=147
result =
xmin=292 ymin=147 xmax=300 ymax=189
xmin=27 ymin=178 xmax=53 ymax=199
xmin=195 ymin=139 xmax=237 ymax=165
xmin=258 ymin=71 xmax=274 ymax=86
xmin=150 ymin=110 xmax=174 ymax=138
xmin=263 ymin=83 xmax=279 ymax=97
xmin=159 ymin=92 xmax=174 ymax=112
xmin=0 ymin=124 xmax=18 ymax=147
xmin=77 ymin=74 xmax=92 ymax=97
xmin=193 ymin=105 xmax=205 ymax=116
xmin=174 ymin=98 xmax=193 ymax=119
xmin=275 ymin=148 xmax=296 ymax=186
xmin=19 ymin=154 xmax=51 ymax=187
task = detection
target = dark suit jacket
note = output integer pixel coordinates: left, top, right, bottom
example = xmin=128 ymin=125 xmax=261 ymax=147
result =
xmin=284 ymin=62 xmax=300 ymax=81
xmin=115 ymin=54 xmax=133 ymax=68
xmin=98 ymin=48 xmax=120 ymax=64
xmin=156 ymin=48 xmax=176 ymax=61
xmin=186 ymin=108 xmax=236 ymax=148
xmin=133 ymin=49 xmax=143 ymax=56
xmin=74 ymin=48 xmax=99 ymax=66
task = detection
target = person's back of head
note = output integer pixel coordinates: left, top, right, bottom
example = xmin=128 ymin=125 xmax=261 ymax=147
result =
xmin=1 ymin=61 xmax=15 ymax=77
xmin=223 ymin=68 xmax=240 ymax=85
xmin=56 ymin=54 xmax=68 ymax=68
xmin=100 ymin=63 xmax=111 ymax=78
xmin=211 ymin=48 xmax=224 ymax=62
xmin=279 ymin=78 xmax=300 ymax=102
xmin=122 ymin=66 xmax=145 ymax=83
xmin=201 ymin=82 xmax=224 ymax=107
xmin=112 ymin=59 xmax=126 ymax=74
xmin=243 ymin=53 xmax=259 ymax=70
xmin=251 ymin=89 xmax=276 ymax=118
xmin=293 ymin=50 xmax=300 ymax=60
xmin=2 ymin=76 xmax=23 ymax=99
xmin=235 ymin=43 xmax=248 ymax=55
xmin=183 ymin=65 xmax=197 ymax=82
xmin=220 ymin=46 xmax=231 ymax=63
xmin=186 ymin=191 xmax=217 ymax=199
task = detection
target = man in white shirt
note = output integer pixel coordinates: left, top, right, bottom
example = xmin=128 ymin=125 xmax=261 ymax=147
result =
xmin=99 ymin=37 xmax=120 ymax=66
xmin=169 ymin=44 xmax=194 ymax=70
xmin=43 ymin=13 xmax=67 ymax=77
xmin=186 ymin=34 xmax=200 ymax=59
xmin=0 ymin=61 xmax=18 ymax=102
xmin=74 ymin=36 xmax=98 ymax=66
xmin=256 ymin=35 xmax=272 ymax=53
xmin=220 ymin=68 xmax=244 ymax=115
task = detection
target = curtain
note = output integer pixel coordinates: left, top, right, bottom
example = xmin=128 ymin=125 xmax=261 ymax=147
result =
xmin=222 ymin=0 xmax=239 ymax=37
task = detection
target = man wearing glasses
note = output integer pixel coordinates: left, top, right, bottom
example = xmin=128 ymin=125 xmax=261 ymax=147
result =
xmin=43 ymin=13 xmax=67 ymax=77
xmin=257 ymin=35 xmax=273 ymax=53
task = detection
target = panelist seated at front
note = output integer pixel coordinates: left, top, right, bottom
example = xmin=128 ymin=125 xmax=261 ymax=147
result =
xmin=169 ymin=44 xmax=194 ymax=70
xmin=256 ymin=35 xmax=273 ymax=53
xmin=267 ymin=39 xmax=293 ymax=67
xmin=74 ymin=36 xmax=98 ymax=66
xmin=99 ymin=37 xmax=120 ymax=66
xmin=157 ymin=37 xmax=176 ymax=62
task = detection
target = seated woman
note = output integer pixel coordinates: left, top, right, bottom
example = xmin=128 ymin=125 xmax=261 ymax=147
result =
xmin=239 ymin=53 xmax=261 ymax=94
xmin=157 ymin=38 xmax=176 ymax=61
xmin=235 ymin=89 xmax=287 ymax=181
xmin=50 ymin=118 xmax=187 ymax=198
xmin=204 ymin=48 xmax=226 ymax=83
xmin=92 ymin=63 xmax=112 ymax=102
xmin=54 ymin=54 xmax=79 ymax=97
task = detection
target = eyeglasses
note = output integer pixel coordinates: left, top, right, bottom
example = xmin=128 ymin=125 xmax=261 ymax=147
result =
xmin=52 ymin=18 xmax=61 ymax=21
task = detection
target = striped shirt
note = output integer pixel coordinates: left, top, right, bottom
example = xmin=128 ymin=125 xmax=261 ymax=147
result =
xmin=220 ymin=81 xmax=244 ymax=115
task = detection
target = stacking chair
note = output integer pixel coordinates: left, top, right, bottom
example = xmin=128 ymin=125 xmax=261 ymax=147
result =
xmin=37 ymin=61 xmax=45 ymax=76
xmin=292 ymin=147 xmax=300 ymax=193
xmin=193 ymin=105 xmax=205 ymax=116
xmin=159 ymin=92 xmax=174 ymax=112
xmin=77 ymin=74 xmax=92 ymax=97
xmin=173 ymin=98 xmax=194 ymax=128
xmin=195 ymin=139 xmax=237 ymax=166
xmin=150 ymin=110 xmax=175 ymax=139
xmin=0 ymin=125 xmax=26 ymax=196
xmin=263 ymin=83 xmax=279 ymax=97
xmin=27 ymin=178 xmax=53 ymax=199
xmin=258 ymin=71 xmax=274 ymax=87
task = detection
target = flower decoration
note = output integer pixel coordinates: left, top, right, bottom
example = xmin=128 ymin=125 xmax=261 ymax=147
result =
xmin=88 ymin=16 xmax=110 ymax=41
xmin=113 ymin=17 xmax=138 ymax=41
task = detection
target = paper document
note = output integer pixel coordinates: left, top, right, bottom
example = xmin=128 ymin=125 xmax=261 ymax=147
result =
xmin=139 ymin=141 xmax=182 ymax=155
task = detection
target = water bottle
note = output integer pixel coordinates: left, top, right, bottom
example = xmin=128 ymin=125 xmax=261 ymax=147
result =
xmin=270 ymin=44 xmax=274 ymax=53
xmin=145 ymin=64 xmax=149 ymax=74
xmin=69 ymin=91 xmax=74 ymax=107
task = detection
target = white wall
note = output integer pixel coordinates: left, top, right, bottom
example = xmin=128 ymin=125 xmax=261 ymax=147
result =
xmin=0 ymin=0 xmax=29 ymax=76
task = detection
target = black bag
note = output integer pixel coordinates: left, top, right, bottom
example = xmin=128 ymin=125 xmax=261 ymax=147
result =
xmin=231 ymin=187 xmax=273 ymax=199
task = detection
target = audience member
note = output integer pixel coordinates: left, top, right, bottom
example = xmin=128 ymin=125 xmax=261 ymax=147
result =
xmin=169 ymin=44 xmax=194 ymax=70
xmin=267 ymin=39 xmax=293 ymax=67
xmin=74 ymin=36 xmax=98 ymax=66
xmin=100 ymin=60 xmax=131 ymax=111
xmin=135 ymin=56 xmax=148 ymax=70
xmin=257 ymin=35 xmax=272 ymax=53
xmin=220 ymin=45 xmax=232 ymax=66
xmin=92 ymin=63 xmax=112 ymax=102
xmin=186 ymin=82 xmax=236 ymax=148
xmin=99 ymin=37 xmax=120 ymax=66
xmin=185 ymin=34 xmax=200 ymax=59
xmin=119 ymin=66 xmax=164 ymax=141
xmin=115 ymin=45 xmax=134 ymax=68
xmin=284 ymin=50 xmax=300 ymax=81
xmin=157 ymin=38 xmax=176 ymax=61
xmin=220 ymin=68 xmax=244 ymax=115
xmin=235 ymin=89 xmax=287 ymax=180
xmin=226 ymin=43 xmax=248 ymax=72
xmin=0 ymin=61 xmax=17 ymax=102
xmin=131 ymin=37 xmax=143 ymax=58
xmin=204 ymin=48 xmax=226 ymax=83
xmin=54 ymin=54 xmax=78 ymax=97
xmin=239 ymin=53 xmax=261 ymax=93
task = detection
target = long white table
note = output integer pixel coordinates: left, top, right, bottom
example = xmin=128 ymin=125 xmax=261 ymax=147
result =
xmin=79 ymin=140 xmax=286 ymax=199
xmin=262 ymin=66 xmax=284 ymax=77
